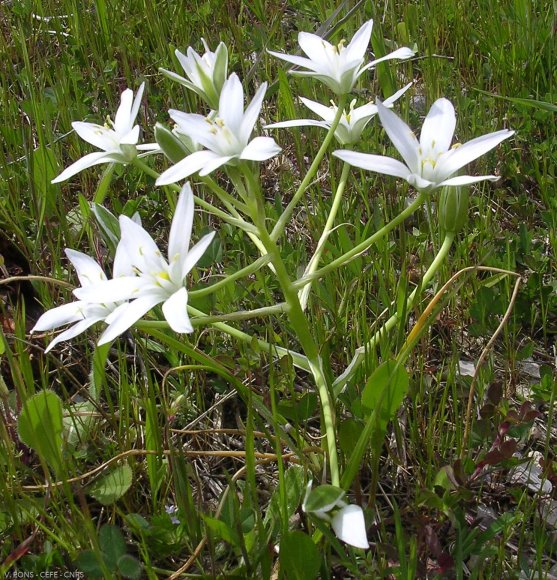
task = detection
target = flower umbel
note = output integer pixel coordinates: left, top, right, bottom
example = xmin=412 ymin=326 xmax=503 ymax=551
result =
xmin=268 ymin=20 xmax=414 ymax=95
xmin=156 ymin=74 xmax=281 ymax=185
xmin=160 ymin=39 xmax=228 ymax=109
xmin=52 ymin=83 xmax=158 ymax=183
xmin=31 ymin=249 xmax=125 ymax=352
xmin=74 ymin=183 xmax=215 ymax=344
xmin=266 ymin=83 xmax=412 ymax=145
xmin=334 ymin=98 xmax=515 ymax=191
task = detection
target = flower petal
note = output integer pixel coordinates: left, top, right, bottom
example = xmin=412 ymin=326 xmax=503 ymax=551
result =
xmin=32 ymin=302 xmax=85 ymax=332
xmin=97 ymin=294 xmax=163 ymax=345
xmin=240 ymin=136 xmax=281 ymax=161
xmin=437 ymin=174 xmax=500 ymax=188
xmin=265 ymin=119 xmax=329 ymax=130
xmin=363 ymin=46 xmax=415 ymax=71
xmin=156 ymin=150 xmax=221 ymax=185
xmin=219 ymin=74 xmax=244 ymax=135
xmin=162 ymin=287 xmax=193 ymax=333
xmin=113 ymin=88 xmax=134 ymax=134
xmin=297 ymin=31 xmax=332 ymax=62
xmin=240 ymin=82 xmax=267 ymax=144
xmin=345 ymin=20 xmax=373 ymax=62
xmin=74 ymin=276 xmax=145 ymax=302
xmin=168 ymin=183 xmax=194 ymax=263
xmin=438 ymin=129 xmax=514 ymax=180
xmin=331 ymin=505 xmax=368 ymax=549
xmin=72 ymin=122 xmax=115 ymax=151
xmin=383 ymin=82 xmax=413 ymax=107
xmin=44 ymin=316 xmax=103 ymax=354
xmin=65 ymin=249 xmax=107 ymax=287
xmin=51 ymin=151 xmax=115 ymax=183
xmin=299 ymin=97 xmax=336 ymax=122
xmin=420 ymin=98 xmax=456 ymax=153
xmin=333 ymin=150 xmax=411 ymax=179
xmin=181 ymin=231 xmax=215 ymax=278
xmin=197 ymin=154 xmax=234 ymax=176
xmin=267 ymin=50 xmax=317 ymax=71
xmin=376 ymin=100 xmax=420 ymax=173
xmin=129 ymin=82 xmax=145 ymax=127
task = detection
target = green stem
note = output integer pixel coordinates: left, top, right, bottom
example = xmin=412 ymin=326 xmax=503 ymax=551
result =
xmin=333 ymin=232 xmax=455 ymax=395
xmin=242 ymin=166 xmax=340 ymax=487
xmin=270 ymin=94 xmax=348 ymax=243
xmin=292 ymin=192 xmax=427 ymax=290
xmin=189 ymin=254 xmax=271 ymax=299
xmin=135 ymin=307 xmax=310 ymax=372
xmin=299 ymin=161 xmax=351 ymax=310
xmin=132 ymin=158 xmax=259 ymax=234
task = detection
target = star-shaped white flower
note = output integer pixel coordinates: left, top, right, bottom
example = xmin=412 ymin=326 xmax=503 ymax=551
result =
xmin=266 ymin=83 xmax=412 ymax=145
xmin=160 ymin=39 xmax=228 ymax=109
xmin=31 ymin=249 xmax=126 ymax=352
xmin=334 ymin=98 xmax=515 ymax=191
xmin=156 ymin=74 xmax=281 ymax=185
xmin=74 ymin=183 xmax=215 ymax=344
xmin=268 ymin=20 xmax=414 ymax=95
xmin=52 ymin=83 xmax=158 ymax=183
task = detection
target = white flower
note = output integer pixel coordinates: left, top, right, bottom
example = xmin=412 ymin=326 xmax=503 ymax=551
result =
xmin=160 ymin=39 xmax=228 ymax=109
xmin=156 ymin=74 xmax=281 ymax=185
xmin=74 ymin=183 xmax=214 ymax=344
xmin=31 ymin=249 xmax=125 ymax=352
xmin=302 ymin=482 xmax=368 ymax=549
xmin=334 ymin=98 xmax=515 ymax=191
xmin=52 ymin=83 xmax=158 ymax=183
xmin=266 ymin=83 xmax=412 ymax=145
xmin=268 ymin=20 xmax=414 ymax=95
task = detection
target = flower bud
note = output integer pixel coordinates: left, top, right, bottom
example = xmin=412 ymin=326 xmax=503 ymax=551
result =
xmin=438 ymin=186 xmax=469 ymax=234
xmin=154 ymin=123 xmax=189 ymax=164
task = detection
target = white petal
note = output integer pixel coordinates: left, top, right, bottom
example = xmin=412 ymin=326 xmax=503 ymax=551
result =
xmin=407 ymin=174 xmax=436 ymax=191
xmin=72 ymin=122 xmax=115 ymax=151
xmin=74 ymin=276 xmax=144 ymax=302
xmin=32 ymin=302 xmax=84 ymax=332
xmin=119 ymin=125 xmax=140 ymax=145
xmin=119 ymin=216 xmax=162 ymax=270
xmin=438 ymin=129 xmax=514 ymax=180
xmin=345 ymin=20 xmax=373 ymax=62
xmin=265 ymin=119 xmax=329 ymax=130
xmin=240 ymin=137 xmax=281 ymax=161
xmin=376 ymin=100 xmax=420 ymax=173
xmin=197 ymin=154 xmax=234 ymax=176
xmin=331 ymin=505 xmax=368 ymax=549
xmin=383 ymin=82 xmax=414 ymax=107
xmin=162 ymin=287 xmax=193 ymax=333
xmin=129 ymin=82 xmax=145 ymax=126
xmin=97 ymin=294 xmax=163 ymax=345
xmin=51 ymin=151 xmax=114 ymax=183
xmin=168 ymin=183 xmax=194 ymax=263
xmin=363 ymin=46 xmax=415 ymax=70
xmin=181 ymin=231 xmax=215 ymax=278
xmin=114 ymin=88 xmax=134 ymax=134
xmin=156 ymin=150 xmax=220 ymax=185
xmin=420 ymin=98 xmax=455 ymax=153
xmin=333 ymin=150 xmax=411 ymax=179
xmin=44 ymin=316 xmax=103 ymax=354
xmin=299 ymin=97 xmax=335 ymax=122
xmin=437 ymin=174 xmax=500 ymax=188
xmin=65 ymin=249 xmax=107 ymax=287
xmin=267 ymin=50 xmax=317 ymax=71
xmin=298 ymin=32 xmax=332 ymax=62
xmin=240 ymin=82 xmax=267 ymax=144
xmin=219 ymin=74 xmax=244 ymax=135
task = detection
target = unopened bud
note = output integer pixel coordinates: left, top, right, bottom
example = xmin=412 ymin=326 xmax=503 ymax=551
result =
xmin=438 ymin=186 xmax=469 ymax=234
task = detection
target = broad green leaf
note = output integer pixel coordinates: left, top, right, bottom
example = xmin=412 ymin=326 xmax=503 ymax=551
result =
xmin=18 ymin=390 xmax=64 ymax=474
xmin=75 ymin=550 xmax=104 ymax=577
xmin=203 ymin=515 xmax=239 ymax=546
xmin=339 ymin=418 xmax=364 ymax=456
xmin=99 ymin=524 xmax=126 ymax=570
xmin=91 ymin=203 xmax=121 ymax=253
xmin=279 ymin=530 xmax=320 ymax=580
xmin=303 ymin=484 xmax=344 ymax=514
xmin=88 ymin=464 xmax=133 ymax=506
xmin=117 ymin=554 xmax=143 ymax=579
xmin=361 ymin=360 xmax=409 ymax=429
xmin=264 ymin=465 xmax=305 ymax=531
